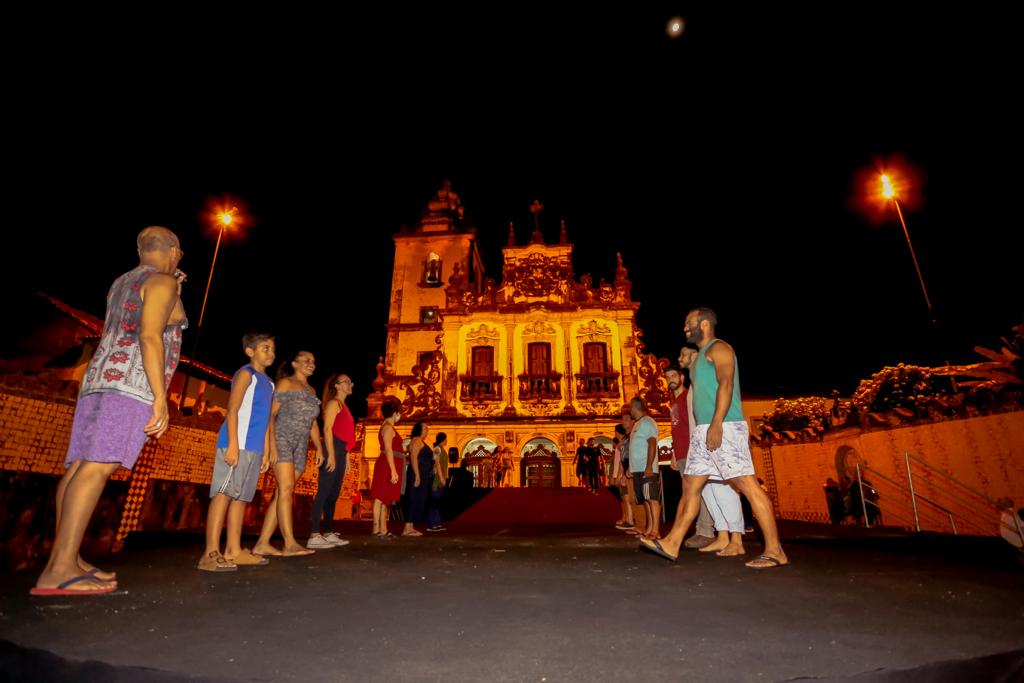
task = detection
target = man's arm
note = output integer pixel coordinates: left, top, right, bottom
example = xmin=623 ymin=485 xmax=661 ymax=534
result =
xmin=645 ymin=436 xmax=658 ymax=476
xmin=706 ymin=342 xmax=736 ymax=451
xmin=139 ymin=273 xmax=178 ymax=439
xmin=223 ymin=369 xmax=251 ymax=466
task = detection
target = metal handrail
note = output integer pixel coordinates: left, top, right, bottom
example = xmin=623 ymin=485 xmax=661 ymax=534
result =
xmin=903 ymin=452 xmax=1002 ymax=534
xmin=865 ymin=463 xmax=959 ymax=532
xmin=905 ymin=452 xmax=999 ymax=522
xmin=905 ymin=452 xmax=997 ymax=508
xmin=857 ymin=462 xmax=958 ymax=533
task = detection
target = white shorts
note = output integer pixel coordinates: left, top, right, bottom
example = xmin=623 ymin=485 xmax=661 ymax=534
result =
xmin=684 ymin=421 xmax=755 ymax=480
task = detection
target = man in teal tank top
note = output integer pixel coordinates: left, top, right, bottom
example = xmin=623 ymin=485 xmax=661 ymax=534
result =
xmin=640 ymin=307 xmax=789 ymax=569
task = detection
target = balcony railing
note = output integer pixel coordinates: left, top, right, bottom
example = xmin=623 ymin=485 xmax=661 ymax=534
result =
xmin=459 ymin=374 xmax=503 ymax=401
xmin=575 ymin=371 xmax=620 ymax=398
xmin=518 ymin=372 xmax=562 ymax=401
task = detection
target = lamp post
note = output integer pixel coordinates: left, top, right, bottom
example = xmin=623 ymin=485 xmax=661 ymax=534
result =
xmin=881 ymin=174 xmax=934 ymax=323
xmin=179 ymin=207 xmax=237 ymax=413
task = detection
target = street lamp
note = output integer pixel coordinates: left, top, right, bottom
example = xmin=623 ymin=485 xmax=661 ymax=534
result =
xmin=179 ymin=206 xmax=239 ymax=413
xmin=880 ymin=173 xmax=934 ymax=322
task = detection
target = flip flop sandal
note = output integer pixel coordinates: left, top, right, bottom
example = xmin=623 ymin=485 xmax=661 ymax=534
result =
xmin=746 ymin=554 xmax=787 ymax=569
xmin=639 ymin=538 xmax=678 ymax=562
xmin=30 ymin=574 xmax=118 ymax=596
xmin=85 ymin=567 xmax=117 ymax=582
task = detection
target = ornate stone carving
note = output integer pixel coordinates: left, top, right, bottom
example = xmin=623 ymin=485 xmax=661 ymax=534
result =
xmin=578 ymin=401 xmax=621 ymax=417
xmin=634 ymin=330 xmax=672 ymax=416
xmin=399 ymin=353 xmax=443 ymax=419
xmin=416 ymin=181 xmax=465 ymax=233
xmin=373 ymin=357 xmax=386 ymax=392
xmin=615 ymin=252 xmax=629 ymax=283
xmin=522 ymin=320 xmax=558 ymax=337
xmin=462 ymin=402 xmax=504 ymax=418
xmin=576 ymin=320 xmax=612 ymax=342
xmin=510 ymin=253 xmax=562 ymax=297
xmin=519 ymin=401 xmax=563 ymax=417
xmin=466 ymin=323 xmax=501 ymax=344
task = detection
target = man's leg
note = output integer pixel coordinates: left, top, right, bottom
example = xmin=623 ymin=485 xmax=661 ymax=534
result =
xmin=624 ymin=476 xmax=636 ymax=526
xmin=649 ymin=500 xmax=662 ymax=538
xmin=652 ymin=475 xmax=710 ymax=557
xmin=37 ymin=461 xmax=119 ymax=590
xmin=224 ymin=500 xmax=248 ymax=559
xmin=55 ymin=461 xmax=117 ymax=581
xmin=684 ymin=498 xmax=717 ymax=548
xmin=698 ymin=484 xmax=731 ymax=552
xmin=696 ymin=499 xmax=716 ymax=538
xmin=730 ymin=475 xmax=787 ymax=567
xmin=710 ymin=483 xmax=745 ymax=556
xmin=204 ymin=493 xmax=230 ymax=557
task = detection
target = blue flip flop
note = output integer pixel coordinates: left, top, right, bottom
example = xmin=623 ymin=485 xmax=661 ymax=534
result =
xmin=30 ymin=574 xmax=117 ymax=596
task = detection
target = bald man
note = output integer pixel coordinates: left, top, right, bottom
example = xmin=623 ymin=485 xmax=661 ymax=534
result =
xmin=33 ymin=226 xmax=187 ymax=595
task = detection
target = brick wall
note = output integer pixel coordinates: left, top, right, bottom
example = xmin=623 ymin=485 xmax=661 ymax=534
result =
xmin=761 ymin=410 xmax=1024 ymax=534
xmin=0 ymin=389 xmax=366 ymax=527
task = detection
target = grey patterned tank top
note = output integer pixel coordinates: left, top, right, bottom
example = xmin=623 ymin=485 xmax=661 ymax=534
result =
xmin=82 ymin=264 xmax=187 ymax=402
xmin=274 ymin=389 xmax=321 ymax=450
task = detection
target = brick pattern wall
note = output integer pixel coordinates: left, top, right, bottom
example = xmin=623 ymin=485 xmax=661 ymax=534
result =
xmin=0 ymin=390 xmax=323 ymax=491
xmin=762 ymin=411 xmax=1024 ymax=534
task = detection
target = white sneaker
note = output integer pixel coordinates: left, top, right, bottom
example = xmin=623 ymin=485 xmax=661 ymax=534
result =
xmin=323 ymin=532 xmax=350 ymax=547
xmin=306 ymin=534 xmax=335 ymax=549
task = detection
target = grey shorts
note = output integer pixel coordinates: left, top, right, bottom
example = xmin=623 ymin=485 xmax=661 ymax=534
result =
xmin=684 ymin=421 xmax=756 ymax=480
xmin=632 ymin=472 xmax=661 ymax=505
xmin=210 ymin=448 xmax=262 ymax=502
xmin=275 ymin=436 xmax=309 ymax=474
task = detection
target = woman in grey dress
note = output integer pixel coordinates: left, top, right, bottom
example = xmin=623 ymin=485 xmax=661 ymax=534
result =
xmin=253 ymin=350 xmax=323 ymax=557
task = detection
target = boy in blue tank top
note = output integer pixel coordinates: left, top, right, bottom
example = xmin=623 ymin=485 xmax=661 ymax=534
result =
xmin=198 ymin=332 xmax=276 ymax=572
xmin=641 ymin=308 xmax=789 ymax=570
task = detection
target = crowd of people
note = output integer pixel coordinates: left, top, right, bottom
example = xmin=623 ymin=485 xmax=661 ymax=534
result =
xmin=31 ymin=226 xmax=791 ymax=595
xmin=612 ymin=308 xmax=789 ymax=569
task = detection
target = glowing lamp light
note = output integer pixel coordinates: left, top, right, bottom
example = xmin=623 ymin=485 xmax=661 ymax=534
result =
xmin=666 ymin=16 xmax=685 ymax=38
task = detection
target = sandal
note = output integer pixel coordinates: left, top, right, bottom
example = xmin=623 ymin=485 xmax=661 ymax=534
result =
xmin=197 ymin=551 xmax=238 ymax=573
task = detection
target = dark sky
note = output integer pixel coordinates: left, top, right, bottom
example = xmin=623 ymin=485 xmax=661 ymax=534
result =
xmin=7 ymin=6 xmax=1020 ymax=413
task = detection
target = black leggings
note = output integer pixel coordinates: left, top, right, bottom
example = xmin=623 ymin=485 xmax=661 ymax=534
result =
xmin=311 ymin=437 xmax=348 ymax=533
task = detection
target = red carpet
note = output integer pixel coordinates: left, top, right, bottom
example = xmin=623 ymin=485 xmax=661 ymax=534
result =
xmin=445 ymin=487 xmax=621 ymax=535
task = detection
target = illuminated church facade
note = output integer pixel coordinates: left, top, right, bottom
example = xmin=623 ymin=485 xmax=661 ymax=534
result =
xmin=361 ymin=183 xmax=672 ymax=487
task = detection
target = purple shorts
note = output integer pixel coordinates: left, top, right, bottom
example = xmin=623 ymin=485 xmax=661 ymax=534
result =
xmin=65 ymin=392 xmax=153 ymax=469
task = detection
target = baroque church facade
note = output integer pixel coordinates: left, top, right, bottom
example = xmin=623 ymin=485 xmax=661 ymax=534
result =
xmin=360 ymin=183 xmax=672 ymax=487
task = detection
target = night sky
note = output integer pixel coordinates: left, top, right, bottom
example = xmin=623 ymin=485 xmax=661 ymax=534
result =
xmin=7 ymin=6 xmax=1019 ymax=416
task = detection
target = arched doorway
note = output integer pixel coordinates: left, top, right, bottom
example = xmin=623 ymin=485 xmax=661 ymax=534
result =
xmin=463 ymin=437 xmax=498 ymax=488
xmin=520 ymin=437 xmax=561 ymax=488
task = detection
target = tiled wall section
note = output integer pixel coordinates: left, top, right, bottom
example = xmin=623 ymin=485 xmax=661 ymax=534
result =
xmin=760 ymin=410 xmax=1024 ymax=534
xmin=0 ymin=390 xmax=363 ymax=505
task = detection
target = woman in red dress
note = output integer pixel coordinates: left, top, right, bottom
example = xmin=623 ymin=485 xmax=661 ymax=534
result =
xmin=370 ymin=402 xmax=404 ymax=537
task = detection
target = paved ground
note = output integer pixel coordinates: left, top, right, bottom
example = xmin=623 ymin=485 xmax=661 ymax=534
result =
xmin=2 ymin=490 xmax=1022 ymax=682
